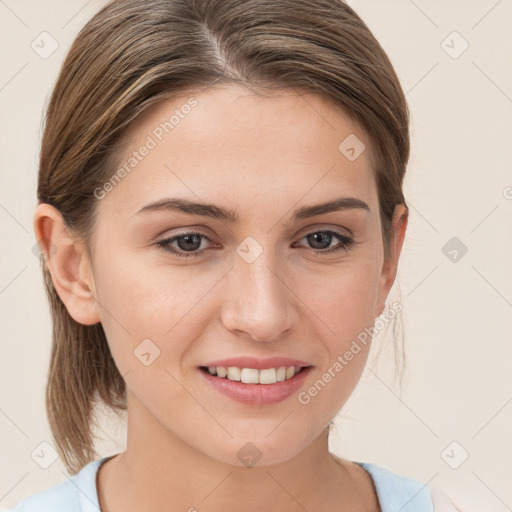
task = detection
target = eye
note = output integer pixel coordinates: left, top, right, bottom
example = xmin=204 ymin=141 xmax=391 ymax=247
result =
xmin=156 ymin=232 xmax=213 ymax=258
xmin=155 ymin=229 xmax=355 ymax=258
xmin=293 ymin=230 xmax=355 ymax=255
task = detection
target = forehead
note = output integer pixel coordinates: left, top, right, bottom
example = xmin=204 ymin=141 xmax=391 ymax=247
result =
xmin=96 ymin=84 xmax=376 ymax=221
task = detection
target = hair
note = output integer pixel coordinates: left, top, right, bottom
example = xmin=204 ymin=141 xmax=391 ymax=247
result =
xmin=36 ymin=0 xmax=410 ymax=474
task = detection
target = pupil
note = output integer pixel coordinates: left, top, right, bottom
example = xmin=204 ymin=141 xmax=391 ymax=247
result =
xmin=309 ymin=232 xmax=330 ymax=249
xmin=178 ymin=234 xmax=201 ymax=251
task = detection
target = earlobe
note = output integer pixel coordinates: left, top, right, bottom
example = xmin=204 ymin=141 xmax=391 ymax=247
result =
xmin=33 ymin=203 xmax=101 ymax=326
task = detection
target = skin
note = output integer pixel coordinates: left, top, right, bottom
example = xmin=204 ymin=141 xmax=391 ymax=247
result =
xmin=34 ymin=84 xmax=407 ymax=511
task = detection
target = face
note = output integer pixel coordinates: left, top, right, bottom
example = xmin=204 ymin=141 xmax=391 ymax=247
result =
xmin=46 ymin=84 xmax=406 ymax=467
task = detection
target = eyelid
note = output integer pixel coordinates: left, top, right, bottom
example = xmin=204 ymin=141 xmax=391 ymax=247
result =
xmin=151 ymin=225 xmax=214 ymax=243
xmin=296 ymin=223 xmax=353 ymax=238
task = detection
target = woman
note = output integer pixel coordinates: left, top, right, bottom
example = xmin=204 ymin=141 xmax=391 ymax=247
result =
xmin=9 ymin=0 xmax=461 ymax=510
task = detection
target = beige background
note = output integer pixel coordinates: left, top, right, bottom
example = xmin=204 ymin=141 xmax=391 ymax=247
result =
xmin=1 ymin=0 xmax=511 ymax=510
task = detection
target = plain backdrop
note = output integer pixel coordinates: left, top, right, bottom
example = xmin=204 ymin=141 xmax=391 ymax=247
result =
xmin=1 ymin=0 xmax=511 ymax=510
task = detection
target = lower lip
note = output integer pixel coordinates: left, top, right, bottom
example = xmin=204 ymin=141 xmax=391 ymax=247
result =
xmin=198 ymin=367 xmax=312 ymax=405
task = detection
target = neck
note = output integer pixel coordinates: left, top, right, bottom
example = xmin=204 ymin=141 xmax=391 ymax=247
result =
xmin=97 ymin=393 xmax=375 ymax=512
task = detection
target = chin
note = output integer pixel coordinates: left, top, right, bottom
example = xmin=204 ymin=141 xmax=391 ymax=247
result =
xmin=202 ymin=432 xmax=311 ymax=469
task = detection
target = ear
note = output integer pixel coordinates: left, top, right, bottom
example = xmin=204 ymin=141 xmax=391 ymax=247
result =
xmin=375 ymin=203 xmax=408 ymax=318
xmin=33 ymin=202 xmax=101 ymax=326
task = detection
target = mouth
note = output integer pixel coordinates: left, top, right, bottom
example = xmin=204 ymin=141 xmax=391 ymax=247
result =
xmin=197 ymin=356 xmax=313 ymax=405
xmin=199 ymin=365 xmax=310 ymax=384
xmin=197 ymin=363 xmax=313 ymax=405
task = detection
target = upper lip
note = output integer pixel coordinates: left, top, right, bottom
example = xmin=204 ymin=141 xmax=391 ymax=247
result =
xmin=201 ymin=357 xmax=312 ymax=370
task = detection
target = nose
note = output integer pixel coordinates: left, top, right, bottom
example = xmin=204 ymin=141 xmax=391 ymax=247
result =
xmin=220 ymin=254 xmax=299 ymax=343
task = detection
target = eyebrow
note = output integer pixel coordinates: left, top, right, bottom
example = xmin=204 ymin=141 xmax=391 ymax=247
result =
xmin=133 ymin=196 xmax=370 ymax=223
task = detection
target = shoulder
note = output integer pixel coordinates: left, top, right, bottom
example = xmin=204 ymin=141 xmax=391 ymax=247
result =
xmin=356 ymin=461 xmax=434 ymax=512
xmin=356 ymin=461 xmax=467 ymax=512
xmin=5 ymin=457 xmax=108 ymax=512
xmin=5 ymin=478 xmax=80 ymax=512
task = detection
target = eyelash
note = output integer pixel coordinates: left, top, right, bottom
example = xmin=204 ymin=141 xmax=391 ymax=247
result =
xmin=155 ymin=229 xmax=355 ymax=258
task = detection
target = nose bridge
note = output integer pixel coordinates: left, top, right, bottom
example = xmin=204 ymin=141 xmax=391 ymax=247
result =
xmin=221 ymin=239 xmax=297 ymax=342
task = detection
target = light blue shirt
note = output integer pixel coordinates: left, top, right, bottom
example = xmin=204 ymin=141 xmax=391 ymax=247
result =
xmin=7 ymin=456 xmax=434 ymax=511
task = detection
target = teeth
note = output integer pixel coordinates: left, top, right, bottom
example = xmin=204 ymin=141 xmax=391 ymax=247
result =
xmin=241 ymin=368 xmax=259 ymax=384
xmin=276 ymin=367 xmax=286 ymax=382
xmin=258 ymin=368 xmax=276 ymax=384
xmin=286 ymin=366 xmax=295 ymax=380
xmin=206 ymin=365 xmax=302 ymax=384
xmin=227 ymin=367 xmax=241 ymax=381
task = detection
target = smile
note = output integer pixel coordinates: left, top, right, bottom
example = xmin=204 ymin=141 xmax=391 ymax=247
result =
xmin=200 ymin=365 xmax=305 ymax=384
xmin=198 ymin=364 xmax=313 ymax=405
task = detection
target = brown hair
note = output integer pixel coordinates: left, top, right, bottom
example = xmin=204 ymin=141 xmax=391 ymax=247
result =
xmin=37 ymin=0 xmax=410 ymax=474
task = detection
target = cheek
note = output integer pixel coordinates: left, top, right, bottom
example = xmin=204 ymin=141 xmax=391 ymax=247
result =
xmin=302 ymin=258 xmax=380 ymax=345
xmin=91 ymin=249 xmax=215 ymax=368
xmin=297 ymin=265 xmax=378 ymax=413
